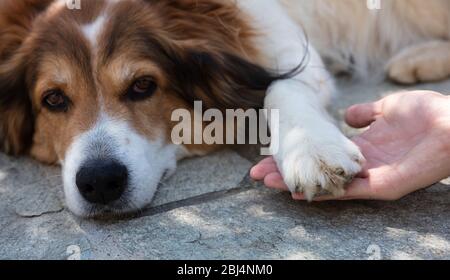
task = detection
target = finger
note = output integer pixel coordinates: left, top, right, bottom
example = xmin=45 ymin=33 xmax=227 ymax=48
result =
xmin=345 ymin=101 xmax=383 ymax=128
xmin=292 ymin=192 xmax=306 ymax=200
xmin=257 ymin=156 xmax=276 ymax=165
xmin=312 ymin=195 xmax=336 ymax=201
xmin=250 ymin=162 xmax=279 ymax=180
xmin=264 ymin=172 xmax=290 ymax=191
xmin=308 ymin=178 xmax=371 ymax=201
xmin=294 ymin=193 xmax=345 ymax=201
xmin=355 ymin=157 xmax=370 ymax=178
xmin=292 ymin=192 xmax=339 ymax=201
xmin=337 ymin=178 xmax=372 ymax=200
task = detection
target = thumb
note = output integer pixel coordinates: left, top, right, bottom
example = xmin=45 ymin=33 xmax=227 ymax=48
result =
xmin=345 ymin=101 xmax=382 ymax=128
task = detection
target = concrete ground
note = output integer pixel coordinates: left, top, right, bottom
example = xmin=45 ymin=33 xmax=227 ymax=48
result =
xmin=0 ymin=78 xmax=449 ymax=260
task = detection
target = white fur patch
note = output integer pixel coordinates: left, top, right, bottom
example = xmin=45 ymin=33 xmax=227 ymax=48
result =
xmin=62 ymin=113 xmax=181 ymax=217
xmin=239 ymin=0 xmax=363 ymax=199
xmin=81 ymin=15 xmax=107 ymax=49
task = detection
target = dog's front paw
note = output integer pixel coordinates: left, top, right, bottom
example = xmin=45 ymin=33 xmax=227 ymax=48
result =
xmin=275 ymin=128 xmax=364 ymax=200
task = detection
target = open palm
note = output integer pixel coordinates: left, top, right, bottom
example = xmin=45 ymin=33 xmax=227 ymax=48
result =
xmin=251 ymin=91 xmax=450 ymax=201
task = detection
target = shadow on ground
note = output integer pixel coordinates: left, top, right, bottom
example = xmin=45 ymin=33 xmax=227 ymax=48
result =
xmin=0 ymin=79 xmax=449 ymax=259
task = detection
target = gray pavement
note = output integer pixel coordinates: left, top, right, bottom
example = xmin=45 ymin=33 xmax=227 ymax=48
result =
xmin=0 ymin=79 xmax=449 ymax=260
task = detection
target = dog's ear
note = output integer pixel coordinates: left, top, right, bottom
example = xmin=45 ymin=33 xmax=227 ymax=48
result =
xmin=169 ymin=50 xmax=290 ymax=110
xmin=0 ymin=0 xmax=52 ymax=155
xmin=0 ymin=0 xmax=52 ymax=59
xmin=0 ymin=53 xmax=34 ymax=155
xmin=147 ymin=0 xmax=304 ymax=110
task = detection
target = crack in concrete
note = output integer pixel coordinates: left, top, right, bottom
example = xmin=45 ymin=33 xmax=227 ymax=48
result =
xmin=140 ymin=175 xmax=260 ymax=217
xmin=16 ymin=208 xmax=65 ymax=218
xmin=12 ymin=174 xmax=260 ymax=220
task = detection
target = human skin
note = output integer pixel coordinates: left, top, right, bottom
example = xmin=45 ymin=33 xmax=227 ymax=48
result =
xmin=251 ymin=91 xmax=450 ymax=201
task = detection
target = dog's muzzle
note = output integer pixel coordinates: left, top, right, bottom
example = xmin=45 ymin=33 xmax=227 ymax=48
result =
xmin=75 ymin=158 xmax=128 ymax=205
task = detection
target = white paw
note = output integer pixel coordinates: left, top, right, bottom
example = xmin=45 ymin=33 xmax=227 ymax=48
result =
xmin=275 ymin=126 xmax=364 ymax=200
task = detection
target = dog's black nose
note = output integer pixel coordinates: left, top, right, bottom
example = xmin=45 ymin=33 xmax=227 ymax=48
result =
xmin=76 ymin=159 xmax=128 ymax=205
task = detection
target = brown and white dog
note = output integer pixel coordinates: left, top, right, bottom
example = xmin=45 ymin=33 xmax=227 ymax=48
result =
xmin=1 ymin=0 xmax=449 ymax=217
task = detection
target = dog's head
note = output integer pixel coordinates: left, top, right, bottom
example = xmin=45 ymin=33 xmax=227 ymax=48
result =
xmin=0 ymin=0 xmax=283 ymax=217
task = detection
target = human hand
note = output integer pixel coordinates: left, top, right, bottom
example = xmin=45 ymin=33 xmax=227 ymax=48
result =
xmin=251 ymin=91 xmax=450 ymax=201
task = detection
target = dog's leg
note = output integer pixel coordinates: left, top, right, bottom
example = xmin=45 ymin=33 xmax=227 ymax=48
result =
xmin=265 ymin=80 xmax=364 ymax=199
xmin=387 ymin=40 xmax=450 ymax=84
xmin=238 ymin=0 xmax=364 ymax=199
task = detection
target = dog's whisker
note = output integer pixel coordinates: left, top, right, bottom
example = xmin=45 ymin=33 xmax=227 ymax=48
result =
xmin=3 ymin=0 xmax=445 ymax=221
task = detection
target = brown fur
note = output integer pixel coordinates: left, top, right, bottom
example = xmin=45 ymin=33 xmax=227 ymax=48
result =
xmin=0 ymin=1 xmax=59 ymax=155
xmin=0 ymin=0 xmax=284 ymax=163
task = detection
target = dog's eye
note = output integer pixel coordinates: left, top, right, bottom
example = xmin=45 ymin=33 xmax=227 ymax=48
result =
xmin=127 ymin=76 xmax=157 ymax=101
xmin=42 ymin=89 xmax=70 ymax=112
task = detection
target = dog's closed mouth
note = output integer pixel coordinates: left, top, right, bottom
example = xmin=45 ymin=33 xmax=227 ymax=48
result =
xmin=0 ymin=0 xmax=448 ymax=219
